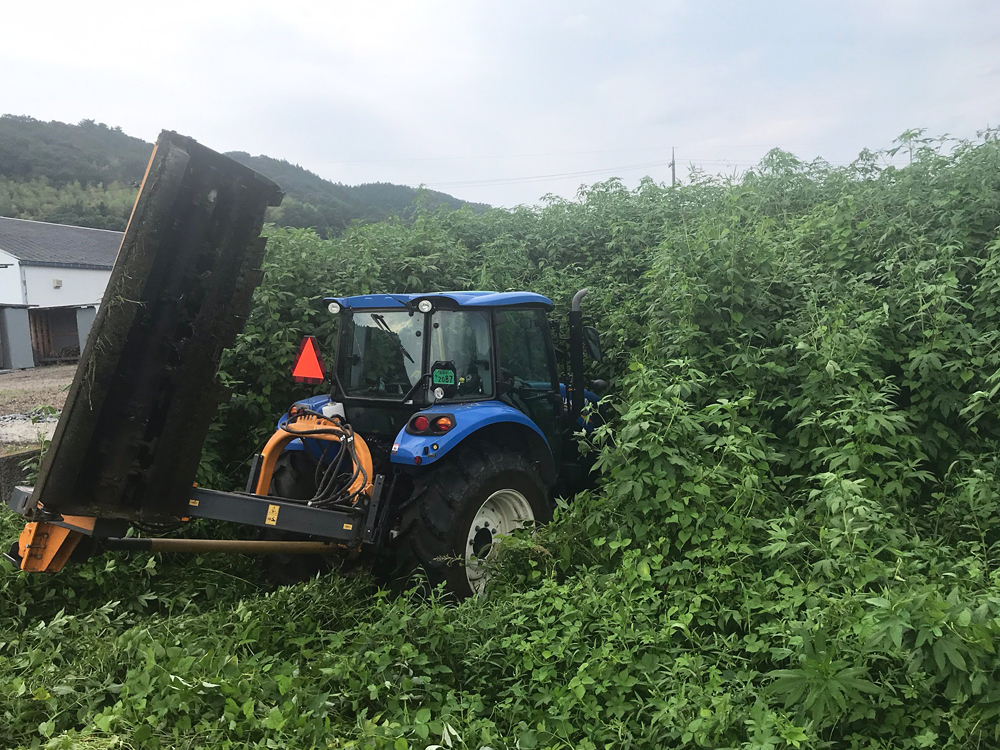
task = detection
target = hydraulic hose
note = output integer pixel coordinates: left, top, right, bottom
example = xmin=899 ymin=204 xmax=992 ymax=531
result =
xmin=277 ymin=411 xmax=370 ymax=508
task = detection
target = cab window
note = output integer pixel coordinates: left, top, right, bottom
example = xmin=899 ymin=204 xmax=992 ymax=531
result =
xmin=338 ymin=310 xmax=422 ymax=398
xmin=495 ymin=309 xmax=554 ymax=388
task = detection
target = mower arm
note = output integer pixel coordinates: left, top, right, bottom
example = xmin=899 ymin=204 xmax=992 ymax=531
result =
xmin=5 ymin=476 xmax=387 ymax=572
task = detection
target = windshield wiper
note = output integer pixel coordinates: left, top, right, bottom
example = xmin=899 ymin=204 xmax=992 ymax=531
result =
xmin=370 ymin=313 xmax=415 ymax=364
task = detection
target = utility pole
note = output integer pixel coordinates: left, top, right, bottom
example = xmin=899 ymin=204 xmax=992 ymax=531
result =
xmin=671 ymin=147 xmax=676 ymax=187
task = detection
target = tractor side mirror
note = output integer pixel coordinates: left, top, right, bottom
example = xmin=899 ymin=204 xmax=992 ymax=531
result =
xmin=583 ymin=326 xmax=602 ymax=361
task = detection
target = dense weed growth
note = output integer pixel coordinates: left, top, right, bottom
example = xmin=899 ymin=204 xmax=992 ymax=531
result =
xmin=4 ymin=131 xmax=1000 ymax=748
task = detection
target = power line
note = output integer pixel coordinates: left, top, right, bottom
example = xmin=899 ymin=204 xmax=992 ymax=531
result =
xmin=297 ymin=142 xmax=863 ymax=167
xmin=424 ymin=158 xmax=677 ymax=189
xmin=300 ymin=146 xmax=678 ymax=166
xmin=423 ymin=155 xmax=860 ymax=190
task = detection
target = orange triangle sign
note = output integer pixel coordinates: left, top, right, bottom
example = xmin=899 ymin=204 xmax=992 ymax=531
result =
xmin=291 ymin=336 xmax=327 ymax=384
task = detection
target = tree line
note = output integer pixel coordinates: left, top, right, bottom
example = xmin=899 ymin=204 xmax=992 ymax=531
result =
xmin=0 ymin=114 xmax=483 ymax=236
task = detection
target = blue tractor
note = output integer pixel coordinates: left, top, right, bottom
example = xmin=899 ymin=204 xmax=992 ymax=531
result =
xmin=259 ymin=289 xmax=604 ymax=596
xmin=3 ymin=135 xmax=603 ymax=599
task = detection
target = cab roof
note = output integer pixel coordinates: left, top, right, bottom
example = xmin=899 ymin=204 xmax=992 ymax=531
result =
xmin=326 ymin=291 xmax=554 ymax=310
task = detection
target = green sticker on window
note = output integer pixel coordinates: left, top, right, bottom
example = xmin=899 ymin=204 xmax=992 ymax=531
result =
xmin=432 ymin=369 xmax=455 ymax=385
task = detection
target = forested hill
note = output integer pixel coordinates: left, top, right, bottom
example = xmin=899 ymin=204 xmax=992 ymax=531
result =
xmin=0 ymin=115 xmax=483 ymax=235
xmin=226 ymin=151 xmax=479 ymax=235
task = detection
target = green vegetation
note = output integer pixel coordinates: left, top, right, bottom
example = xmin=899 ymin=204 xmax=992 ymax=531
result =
xmin=0 ymin=116 xmax=152 ymax=187
xmin=4 ymin=129 xmax=1000 ymax=749
xmin=0 ymin=176 xmax=138 ymax=231
xmin=0 ymin=115 xmax=482 ymax=236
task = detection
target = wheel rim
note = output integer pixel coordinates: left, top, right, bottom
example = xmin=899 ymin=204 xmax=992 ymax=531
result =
xmin=465 ymin=488 xmax=535 ymax=593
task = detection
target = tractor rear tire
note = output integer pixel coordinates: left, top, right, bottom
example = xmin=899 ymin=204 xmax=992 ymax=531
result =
xmin=260 ymin=450 xmax=334 ymax=586
xmin=392 ymin=444 xmax=551 ymax=598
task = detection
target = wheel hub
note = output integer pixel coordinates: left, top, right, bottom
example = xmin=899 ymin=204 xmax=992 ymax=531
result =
xmin=465 ymin=488 xmax=534 ymax=594
xmin=471 ymin=526 xmax=493 ymax=558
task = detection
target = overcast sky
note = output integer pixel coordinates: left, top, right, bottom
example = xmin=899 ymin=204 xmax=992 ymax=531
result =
xmin=2 ymin=1 xmax=998 ymax=206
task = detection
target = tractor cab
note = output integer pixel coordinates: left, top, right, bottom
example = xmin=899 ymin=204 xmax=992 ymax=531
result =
xmin=325 ymin=293 xmax=563 ymax=438
xmin=300 ymin=291 xmax=601 ymax=491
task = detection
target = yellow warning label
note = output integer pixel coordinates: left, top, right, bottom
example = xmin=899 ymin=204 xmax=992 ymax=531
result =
xmin=343 ymin=523 xmax=353 ymax=531
xmin=266 ymin=504 xmax=280 ymax=526
xmin=188 ymin=498 xmax=200 ymax=507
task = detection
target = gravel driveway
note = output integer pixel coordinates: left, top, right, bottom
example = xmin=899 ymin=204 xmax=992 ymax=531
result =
xmin=0 ymin=364 xmax=76 ymax=453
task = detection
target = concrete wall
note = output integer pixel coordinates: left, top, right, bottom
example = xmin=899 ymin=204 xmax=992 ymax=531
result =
xmin=76 ymin=306 xmax=97 ymax=351
xmin=22 ymin=265 xmax=109 ymax=308
xmin=0 ymin=306 xmax=34 ymax=369
xmin=0 ymin=252 xmax=24 ymax=305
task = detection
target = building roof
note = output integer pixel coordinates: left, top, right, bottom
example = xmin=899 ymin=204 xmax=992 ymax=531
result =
xmin=327 ymin=291 xmax=554 ymax=310
xmin=0 ymin=217 xmax=123 ymax=270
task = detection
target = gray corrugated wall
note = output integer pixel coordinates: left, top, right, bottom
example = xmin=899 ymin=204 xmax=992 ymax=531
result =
xmin=76 ymin=306 xmax=97 ymax=352
xmin=0 ymin=306 xmax=34 ymax=369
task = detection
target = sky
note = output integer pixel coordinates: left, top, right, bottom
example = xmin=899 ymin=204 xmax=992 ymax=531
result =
xmin=1 ymin=0 xmax=999 ymax=206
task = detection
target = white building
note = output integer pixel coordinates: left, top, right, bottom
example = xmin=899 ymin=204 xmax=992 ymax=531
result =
xmin=0 ymin=217 xmax=122 ymax=367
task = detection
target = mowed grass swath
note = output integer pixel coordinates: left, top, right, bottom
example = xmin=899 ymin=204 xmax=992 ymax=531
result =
xmin=4 ymin=129 xmax=1000 ymax=748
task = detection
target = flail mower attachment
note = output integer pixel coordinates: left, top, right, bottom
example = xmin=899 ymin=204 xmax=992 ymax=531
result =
xmin=0 ymin=131 xmax=370 ymax=572
xmin=29 ymin=131 xmax=283 ymax=523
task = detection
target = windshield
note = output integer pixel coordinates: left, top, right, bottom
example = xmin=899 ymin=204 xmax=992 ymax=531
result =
xmin=335 ymin=308 xmax=495 ymax=401
xmin=338 ymin=310 xmax=423 ymax=399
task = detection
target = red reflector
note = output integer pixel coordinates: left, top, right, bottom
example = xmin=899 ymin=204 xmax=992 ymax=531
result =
xmin=414 ymin=456 xmax=422 ymax=465
xmin=412 ymin=415 xmax=430 ymax=432
xmin=291 ymin=336 xmax=326 ymax=384
xmin=433 ymin=416 xmax=454 ymax=432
